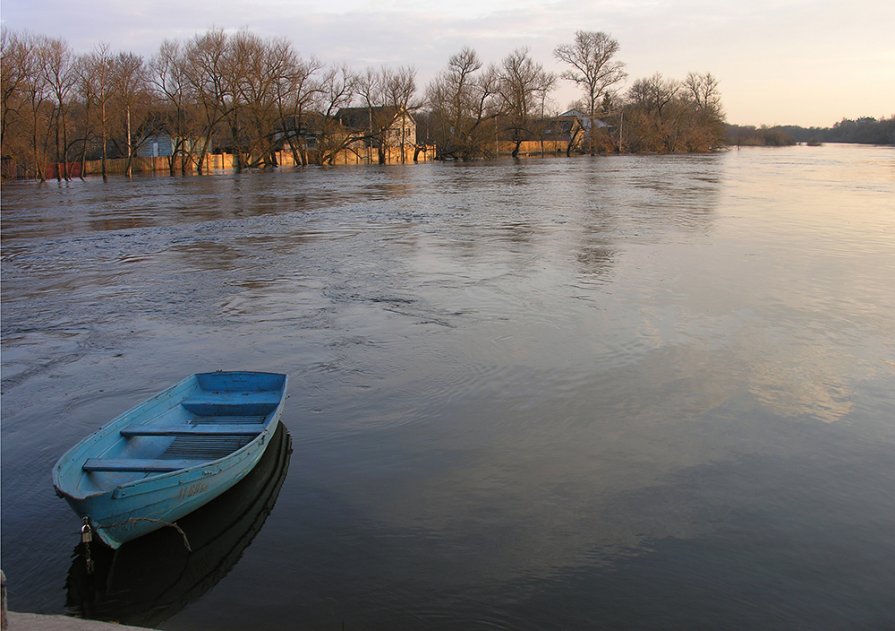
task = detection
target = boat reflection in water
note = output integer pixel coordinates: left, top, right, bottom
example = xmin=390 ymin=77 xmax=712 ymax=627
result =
xmin=66 ymin=424 xmax=292 ymax=627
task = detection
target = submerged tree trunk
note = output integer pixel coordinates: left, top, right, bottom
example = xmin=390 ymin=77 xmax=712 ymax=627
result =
xmin=124 ymin=106 xmax=133 ymax=177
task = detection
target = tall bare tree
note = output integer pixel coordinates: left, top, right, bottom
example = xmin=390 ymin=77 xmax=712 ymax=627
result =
xmin=1 ymin=30 xmax=42 ymax=177
xmin=498 ymin=47 xmax=555 ymax=158
xmin=426 ymin=47 xmax=501 ymax=160
xmin=554 ymin=31 xmax=626 ymax=154
xmin=382 ymin=66 xmax=417 ymax=163
xmin=81 ymin=43 xmax=115 ymax=180
xmin=71 ymin=54 xmax=94 ymax=177
xmin=273 ymin=53 xmax=321 ymax=166
xmin=184 ymin=30 xmax=232 ymax=174
xmin=150 ymin=40 xmax=194 ymax=175
xmin=312 ymin=64 xmax=358 ymax=165
xmin=1 ymin=29 xmax=31 ymax=148
xmin=682 ymin=71 xmax=725 ymax=150
xmin=40 ymin=36 xmax=76 ymax=180
xmin=357 ymin=65 xmax=417 ymax=163
xmin=625 ymin=73 xmax=687 ymax=152
xmin=112 ymin=52 xmax=149 ymax=177
xmin=683 ymin=72 xmax=722 ymax=117
xmin=25 ymin=36 xmax=53 ymax=181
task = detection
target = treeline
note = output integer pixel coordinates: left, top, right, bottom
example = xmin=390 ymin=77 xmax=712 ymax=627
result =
xmin=1 ymin=27 xmax=726 ymax=181
xmin=726 ymin=116 xmax=895 ymax=147
xmin=724 ymin=124 xmax=798 ymax=147
xmin=789 ymin=117 xmax=895 ymax=145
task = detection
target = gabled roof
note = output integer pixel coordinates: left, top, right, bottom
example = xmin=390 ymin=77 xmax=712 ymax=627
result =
xmin=559 ymin=110 xmax=609 ymax=129
xmin=336 ymin=106 xmax=414 ymax=131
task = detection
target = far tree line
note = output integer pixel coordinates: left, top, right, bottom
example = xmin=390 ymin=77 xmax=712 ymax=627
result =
xmin=726 ymin=117 xmax=895 ymax=147
xmin=1 ymin=27 xmax=727 ymax=181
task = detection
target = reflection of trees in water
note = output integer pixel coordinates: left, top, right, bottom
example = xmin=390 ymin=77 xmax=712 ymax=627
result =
xmin=168 ymin=241 xmax=243 ymax=271
xmin=86 ymin=216 xmax=155 ymax=232
xmin=565 ymin=155 xmax=723 ymax=281
xmin=500 ymin=221 xmax=536 ymax=244
xmin=622 ymin=155 xmax=724 ymax=229
xmin=577 ymin=242 xmax=616 ymax=282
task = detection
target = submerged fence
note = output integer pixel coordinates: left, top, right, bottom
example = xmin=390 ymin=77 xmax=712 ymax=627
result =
xmin=2 ymin=145 xmax=436 ymax=181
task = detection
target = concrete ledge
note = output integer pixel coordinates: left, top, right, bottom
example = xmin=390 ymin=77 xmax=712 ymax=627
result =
xmin=6 ymin=612 xmax=155 ymax=630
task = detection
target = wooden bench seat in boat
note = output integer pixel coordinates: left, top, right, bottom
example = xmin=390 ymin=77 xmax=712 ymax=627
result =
xmin=181 ymin=392 xmax=281 ymax=416
xmin=120 ymin=423 xmax=264 ymax=437
xmin=82 ymin=458 xmax=207 ymax=473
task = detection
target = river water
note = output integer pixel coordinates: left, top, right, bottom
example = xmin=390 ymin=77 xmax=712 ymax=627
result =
xmin=2 ymin=144 xmax=894 ymax=629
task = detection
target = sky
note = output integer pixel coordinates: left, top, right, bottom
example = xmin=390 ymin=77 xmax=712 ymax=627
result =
xmin=2 ymin=0 xmax=893 ymax=127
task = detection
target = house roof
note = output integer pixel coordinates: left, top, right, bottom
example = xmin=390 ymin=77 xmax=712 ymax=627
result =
xmin=336 ymin=106 xmax=414 ymax=131
xmin=559 ymin=110 xmax=609 ymax=129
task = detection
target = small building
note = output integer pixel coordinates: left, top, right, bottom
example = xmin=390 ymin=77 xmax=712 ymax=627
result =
xmin=136 ymin=132 xmax=194 ymax=158
xmin=336 ymin=106 xmax=417 ymax=152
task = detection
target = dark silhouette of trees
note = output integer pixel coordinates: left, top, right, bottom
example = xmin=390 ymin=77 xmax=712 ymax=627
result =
xmin=726 ymin=116 xmax=895 ymax=147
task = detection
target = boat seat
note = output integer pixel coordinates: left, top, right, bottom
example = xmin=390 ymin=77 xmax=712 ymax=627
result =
xmin=121 ymin=423 xmax=264 ymax=437
xmin=181 ymin=392 xmax=280 ymax=416
xmin=83 ymin=458 xmax=207 ymax=473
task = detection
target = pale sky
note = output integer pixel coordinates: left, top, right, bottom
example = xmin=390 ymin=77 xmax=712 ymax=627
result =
xmin=3 ymin=0 xmax=893 ymax=127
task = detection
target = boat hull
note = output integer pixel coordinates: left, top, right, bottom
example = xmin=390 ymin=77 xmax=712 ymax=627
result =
xmin=53 ymin=371 xmax=287 ymax=549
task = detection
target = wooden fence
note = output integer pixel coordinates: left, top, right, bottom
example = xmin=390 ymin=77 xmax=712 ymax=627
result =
xmin=3 ymin=145 xmax=436 ymax=181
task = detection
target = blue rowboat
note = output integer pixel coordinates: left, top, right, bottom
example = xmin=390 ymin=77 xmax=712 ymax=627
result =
xmin=66 ymin=424 xmax=293 ymax=626
xmin=53 ymin=371 xmax=287 ymax=549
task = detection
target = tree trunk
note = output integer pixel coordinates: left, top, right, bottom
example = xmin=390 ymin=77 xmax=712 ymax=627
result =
xmin=61 ymin=108 xmax=70 ymax=180
xmin=125 ymin=106 xmax=133 ymax=177
xmin=54 ymin=109 xmax=63 ymax=181
xmin=79 ymin=137 xmax=88 ymax=180
xmin=100 ymin=98 xmax=108 ymax=181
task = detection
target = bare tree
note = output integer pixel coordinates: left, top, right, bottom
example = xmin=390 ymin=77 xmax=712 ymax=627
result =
xmin=682 ymin=72 xmax=725 ymax=150
xmin=625 ymin=73 xmax=685 ymax=152
xmin=81 ymin=43 xmax=114 ymax=180
xmin=1 ymin=30 xmax=42 ymax=177
xmin=185 ymin=30 xmax=231 ymax=174
xmin=112 ymin=52 xmax=149 ymax=177
xmin=273 ymin=53 xmax=321 ymax=167
xmin=684 ymin=72 xmax=722 ymax=117
xmin=554 ymin=31 xmax=626 ymax=154
xmin=1 ymin=29 xmax=32 ymax=147
xmin=313 ymin=64 xmax=358 ymax=165
xmin=356 ymin=65 xmax=417 ymax=163
xmin=426 ymin=47 xmax=501 ymax=160
xmin=40 ymin=36 xmax=76 ymax=180
xmin=498 ymin=47 xmax=555 ymax=158
xmin=72 ymin=53 xmax=99 ymax=177
xmin=382 ymin=66 xmax=417 ymax=163
xmin=230 ymin=31 xmax=279 ymax=168
xmin=150 ymin=40 xmax=194 ymax=175
xmin=25 ymin=35 xmax=52 ymax=181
